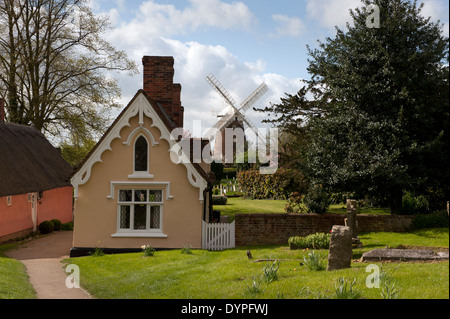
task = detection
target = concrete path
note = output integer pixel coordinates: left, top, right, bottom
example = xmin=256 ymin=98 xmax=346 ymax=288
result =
xmin=5 ymin=231 xmax=93 ymax=299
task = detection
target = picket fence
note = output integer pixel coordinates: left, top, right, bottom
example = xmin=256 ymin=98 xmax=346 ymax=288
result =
xmin=201 ymin=220 xmax=235 ymax=251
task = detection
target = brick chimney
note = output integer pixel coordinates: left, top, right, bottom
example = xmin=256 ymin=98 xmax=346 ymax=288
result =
xmin=0 ymin=98 xmax=5 ymax=123
xmin=142 ymin=56 xmax=184 ymax=128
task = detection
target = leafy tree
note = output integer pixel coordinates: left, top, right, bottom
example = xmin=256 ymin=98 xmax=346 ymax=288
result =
xmin=0 ymin=0 xmax=138 ymax=142
xmin=60 ymin=136 xmax=96 ymax=169
xmin=257 ymin=0 xmax=449 ymax=214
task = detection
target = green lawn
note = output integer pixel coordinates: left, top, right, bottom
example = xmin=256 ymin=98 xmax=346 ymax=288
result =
xmin=63 ymin=228 xmax=448 ymax=299
xmin=215 ymin=197 xmax=390 ymax=221
xmin=0 ymin=242 xmax=36 ymax=299
xmin=1 ymin=228 xmax=448 ymax=299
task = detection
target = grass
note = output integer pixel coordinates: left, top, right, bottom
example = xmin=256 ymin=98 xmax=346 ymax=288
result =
xmin=215 ymin=197 xmax=391 ymax=221
xmin=61 ymin=228 xmax=448 ymax=299
xmin=215 ymin=197 xmax=286 ymax=221
xmin=0 ymin=242 xmax=36 ymax=299
xmin=0 ymin=228 xmax=448 ymax=299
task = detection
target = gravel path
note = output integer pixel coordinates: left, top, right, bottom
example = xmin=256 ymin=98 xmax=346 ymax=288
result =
xmin=5 ymin=231 xmax=92 ymax=299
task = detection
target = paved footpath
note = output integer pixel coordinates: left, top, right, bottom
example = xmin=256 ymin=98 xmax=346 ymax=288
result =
xmin=5 ymin=231 xmax=93 ymax=299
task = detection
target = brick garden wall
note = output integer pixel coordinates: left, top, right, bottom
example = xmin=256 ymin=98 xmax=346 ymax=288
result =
xmin=235 ymin=213 xmax=415 ymax=246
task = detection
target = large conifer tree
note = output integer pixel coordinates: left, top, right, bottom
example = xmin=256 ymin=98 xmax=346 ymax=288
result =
xmin=258 ymin=0 xmax=449 ymax=213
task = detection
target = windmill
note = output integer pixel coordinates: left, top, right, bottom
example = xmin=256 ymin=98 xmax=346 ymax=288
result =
xmin=204 ymin=73 xmax=269 ymax=162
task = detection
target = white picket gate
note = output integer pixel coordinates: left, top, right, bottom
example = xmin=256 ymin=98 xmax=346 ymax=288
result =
xmin=202 ymin=220 xmax=235 ymax=251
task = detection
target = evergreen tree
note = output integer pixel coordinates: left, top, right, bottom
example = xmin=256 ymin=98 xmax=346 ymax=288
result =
xmin=257 ymin=0 xmax=449 ymax=213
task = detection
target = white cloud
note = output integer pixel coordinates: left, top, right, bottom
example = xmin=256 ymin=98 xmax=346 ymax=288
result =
xmin=97 ymin=0 xmax=302 ymax=135
xmin=112 ymin=0 xmax=256 ymax=38
xmin=306 ymin=0 xmax=361 ymax=29
xmin=420 ymin=0 xmax=450 ymax=37
xmin=270 ymin=14 xmax=306 ymax=38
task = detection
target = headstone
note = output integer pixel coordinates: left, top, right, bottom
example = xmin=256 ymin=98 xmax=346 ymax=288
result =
xmin=346 ymin=199 xmax=363 ymax=248
xmin=327 ymin=225 xmax=353 ymax=271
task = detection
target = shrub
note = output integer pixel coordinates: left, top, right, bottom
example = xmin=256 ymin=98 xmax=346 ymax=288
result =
xmin=212 ymin=195 xmax=228 ymax=205
xmin=285 ymin=192 xmax=308 ymax=214
xmin=411 ymin=210 xmax=449 ymax=229
xmin=38 ymin=221 xmax=54 ymax=234
xmin=62 ymin=221 xmax=74 ymax=231
xmin=303 ymin=184 xmax=330 ymax=214
xmin=237 ymin=168 xmax=306 ymax=200
xmin=289 ymin=233 xmax=331 ymax=250
xmin=402 ymin=191 xmax=431 ymax=215
xmin=50 ymin=219 xmax=62 ymax=231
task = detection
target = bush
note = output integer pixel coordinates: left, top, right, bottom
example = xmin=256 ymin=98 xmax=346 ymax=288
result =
xmin=50 ymin=219 xmax=62 ymax=231
xmin=411 ymin=210 xmax=449 ymax=229
xmin=285 ymin=192 xmax=308 ymax=214
xmin=212 ymin=195 xmax=228 ymax=205
xmin=38 ymin=221 xmax=54 ymax=234
xmin=304 ymin=184 xmax=330 ymax=214
xmin=402 ymin=191 xmax=431 ymax=215
xmin=289 ymin=233 xmax=331 ymax=250
xmin=62 ymin=221 xmax=74 ymax=231
xmin=237 ymin=168 xmax=307 ymax=200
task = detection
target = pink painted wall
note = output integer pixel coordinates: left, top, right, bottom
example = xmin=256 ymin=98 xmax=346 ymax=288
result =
xmin=37 ymin=186 xmax=73 ymax=224
xmin=0 ymin=193 xmax=33 ymax=238
xmin=0 ymin=186 xmax=73 ymax=240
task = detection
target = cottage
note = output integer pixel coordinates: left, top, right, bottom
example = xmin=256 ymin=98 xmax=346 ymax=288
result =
xmin=0 ymin=99 xmax=74 ymax=243
xmin=70 ymin=56 xmax=214 ymax=257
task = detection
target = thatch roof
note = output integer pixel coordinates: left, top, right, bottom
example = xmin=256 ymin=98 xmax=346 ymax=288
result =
xmin=0 ymin=122 xmax=73 ymax=197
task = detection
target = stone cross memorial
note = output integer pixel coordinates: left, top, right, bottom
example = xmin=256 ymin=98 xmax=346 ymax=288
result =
xmin=346 ymin=199 xmax=363 ymax=248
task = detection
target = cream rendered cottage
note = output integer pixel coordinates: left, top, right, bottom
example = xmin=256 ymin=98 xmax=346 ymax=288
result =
xmin=70 ymin=56 xmax=213 ymax=257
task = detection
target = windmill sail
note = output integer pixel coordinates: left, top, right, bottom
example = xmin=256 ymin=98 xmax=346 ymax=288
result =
xmin=206 ymin=74 xmax=238 ymax=111
xmin=240 ymin=83 xmax=269 ymax=113
xmin=205 ymin=73 xmax=269 ymax=147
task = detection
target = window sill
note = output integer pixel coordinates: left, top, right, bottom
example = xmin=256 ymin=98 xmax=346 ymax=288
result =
xmin=128 ymin=172 xmax=155 ymax=179
xmin=111 ymin=232 xmax=167 ymax=238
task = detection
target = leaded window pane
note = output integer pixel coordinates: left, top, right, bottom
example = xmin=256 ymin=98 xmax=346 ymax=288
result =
xmin=149 ymin=190 xmax=162 ymax=202
xmin=133 ymin=204 xmax=147 ymax=230
xmin=120 ymin=206 xmax=130 ymax=229
xmin=135 ymin=136 xmax=148 ymax=172
xmin=119 ymin=190 xmax=132 ymax=202
xmin=134 ymin=190 xmax=147 ymax=202
xmin=150 ymin=206 xmax=160 ymax=229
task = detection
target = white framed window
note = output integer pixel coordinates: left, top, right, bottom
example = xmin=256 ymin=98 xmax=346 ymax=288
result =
xmin=128 ymin=135 xmax=154 ymax=179
xmin=112 ymin=189 xmax=167 ymax=238
xmin=6 ymin=196 xmax=12 ymax=206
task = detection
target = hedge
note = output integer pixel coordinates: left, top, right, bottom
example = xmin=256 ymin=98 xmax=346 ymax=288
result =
xmin=237 ymin=168 xmax=305 ymax=200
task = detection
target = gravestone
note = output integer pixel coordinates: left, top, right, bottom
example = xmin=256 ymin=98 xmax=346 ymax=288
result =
xmin=327 ymin=225 xmax=353 ymax=271
xmin=360 ymin=248 xmax=449 ymax=262
xmin=346 ymin=199 xmax=363 ymax=248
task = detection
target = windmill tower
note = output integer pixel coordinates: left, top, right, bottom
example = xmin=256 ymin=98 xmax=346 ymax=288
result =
xmin=204 ymin=74 xmax=269 ymax=164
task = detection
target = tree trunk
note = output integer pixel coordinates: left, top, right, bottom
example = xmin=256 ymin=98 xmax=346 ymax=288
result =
xmin=389 ymin=188 xmax=403 ymax=215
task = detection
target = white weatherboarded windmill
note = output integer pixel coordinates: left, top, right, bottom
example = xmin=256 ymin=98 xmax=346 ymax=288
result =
xmin=204 ymin=74 xmax=269 ymax=162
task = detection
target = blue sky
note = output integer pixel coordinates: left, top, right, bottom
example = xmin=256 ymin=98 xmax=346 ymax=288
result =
xmin=89 ymin=0 xmax=449 ymax=135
